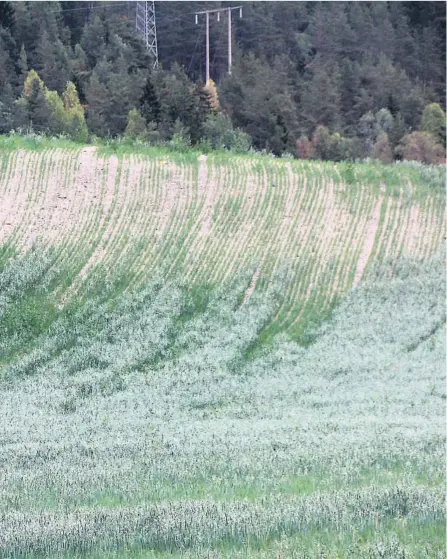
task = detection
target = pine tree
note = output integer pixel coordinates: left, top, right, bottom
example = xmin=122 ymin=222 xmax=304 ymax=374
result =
xmin=153 ymin=64 xmax=199 ymax=142
xmin=12 ymin=97 xmax=30 ymax=130
xmin=0 ymin=1 xmax=14 ymax=30
xmin=23 ymin=69 xmax=44 ymax=98
xmin=85 ymin=70 xmax=110 ymax=137
xmin=140 ymin=75 xmax=160 ymax=125
xmin=300 ymin=59 xmax=341 ymax=134
xmin=71 ymin=44 xmax=90 ymax=96
xmin=0 ymin=82 xmax=15 ymax=133
xmin=107 ymin=56 xmax=138 ymax=136
xmin=11 ymin=3 xmax=37 ymax=68
xmin=35 ymin=31 xmax=70 ymax=94
xmin=28 ymin=78 xmax=52 ymax=132
xmin=0 ymin=1 xmax=444 ymax=152
xmin=17 ymin=44 xmax=28 ymax=94
xmin=389 ymin=112 xmax=408 ymax=149
xmin=80 ymin=15 xmax=106 ymax=68
xmin=35 ymin=31 xmax=58 ymax=90
xmin=0 ymin=30 xmax=15 ymax=92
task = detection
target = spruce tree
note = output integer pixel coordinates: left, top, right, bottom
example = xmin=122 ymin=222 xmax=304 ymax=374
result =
xmin=35 ymin=31 xmax=58 ymax=90
xmin=300 ymin=59 xmax=341 ymax=134
xmin=85 ymin=70 xmax=110 ymax=137
xmin=0 ymin=30 xmax=15 ymax=91
xmin=80 ymin=15 xmax=106 ymax=68
xmin=17 ymin=44 xmax=28 ymax=93
xmin=0 ymin=82 xmax=15 ymax=133
xmin=140 ymin=75 xmax=160 ymax=125
xmin=0 ymin=1 xmax=14 ymax=30
xmin=28 ymin=78 xmax=52 ymax=132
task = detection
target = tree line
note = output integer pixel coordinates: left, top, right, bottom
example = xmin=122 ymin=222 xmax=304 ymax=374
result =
xmin=0 ymin=1 xmax=445 ymax=163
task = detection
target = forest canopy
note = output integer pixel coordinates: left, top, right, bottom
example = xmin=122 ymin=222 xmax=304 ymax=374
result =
xmin=0 ymin=1 xmax=445 ymax=162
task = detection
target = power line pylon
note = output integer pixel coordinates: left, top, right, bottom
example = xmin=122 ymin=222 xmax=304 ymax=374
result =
xmin=136 ymin=1 xmax=159 ymax=69
xmin=195 ymin=6 xmax=242 ymax=83
xmin=88 ymin=2 xmax=95 ymax=22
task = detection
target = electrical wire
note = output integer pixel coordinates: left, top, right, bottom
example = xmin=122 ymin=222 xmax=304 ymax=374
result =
xmin=60 ymin=2 xmax=129 ymax=13
xmin=187 ymin=31 xmax=201 ymax=74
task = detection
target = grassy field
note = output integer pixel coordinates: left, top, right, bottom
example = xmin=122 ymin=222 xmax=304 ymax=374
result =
xmin=0 ymin=136 xmax=444 ymax=344
xmin=0 ymin=136 xmax=445 ymax=557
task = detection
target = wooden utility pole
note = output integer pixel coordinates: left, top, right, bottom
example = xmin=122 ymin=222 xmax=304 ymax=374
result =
xmin=228 ymin=8 xmax=232 ymax=75
xmin=205 ymin=11 xmax=210 ymax=83
xmin=195 ymin=6 xmax=242 ymax=83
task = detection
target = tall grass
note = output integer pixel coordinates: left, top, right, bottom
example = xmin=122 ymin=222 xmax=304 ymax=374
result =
xmin=0 ymin=246 xmax=444 ymax=557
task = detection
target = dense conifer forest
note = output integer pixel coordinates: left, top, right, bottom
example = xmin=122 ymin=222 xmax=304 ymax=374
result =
xmin=0 ymin=1 xmax=445 ymax=161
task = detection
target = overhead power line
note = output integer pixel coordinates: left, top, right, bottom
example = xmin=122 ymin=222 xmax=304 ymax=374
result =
xmin=61 ymin=2 xmax=129 ymax=13
xmin=194 ymin=5 xmax=243 ymax=83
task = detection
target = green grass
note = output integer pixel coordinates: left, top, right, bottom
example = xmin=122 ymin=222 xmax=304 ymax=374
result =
xmin=0 ymin=247 xmax=444 ymax=557
xmin=0 ymin=133 xmax=80 ymax=152
xmin=0 ymin=137 xmax=445 ymax=557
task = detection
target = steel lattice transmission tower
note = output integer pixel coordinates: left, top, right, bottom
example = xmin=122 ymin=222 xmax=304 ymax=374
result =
xmin=136 ymin=1 xmax=159 ymax=69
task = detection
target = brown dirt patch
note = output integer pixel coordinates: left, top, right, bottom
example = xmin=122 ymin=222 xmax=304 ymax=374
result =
xmin=353 ymin=191 xmax=384 ymax=286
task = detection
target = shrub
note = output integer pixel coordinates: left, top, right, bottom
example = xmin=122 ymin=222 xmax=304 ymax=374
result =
xmin=169 ymin=118 xmax=191 ymax=152
xmin=124 ymin=108 xmax=149 ymax=141
xmin=372 ymin=132 xmax=393 ymax=164
xmin=63 ymin=82 xmax=88 ymax=142
xmin=202 ymin=79 xmax=220 ymax=112
xmin=358 ymin=108 xmax=394 ymax=157
xmin=396 ymin=131 xmax=445 ymax=165
xmin=420 ymin=103 xmax=446 ymax=147
xmin=201 ymin=113 xmax=251 ymax=153
xmin=312 ymin=126 xmax=358 ymax=162
xmin=296 ymin=136 xmax=314 ymax=160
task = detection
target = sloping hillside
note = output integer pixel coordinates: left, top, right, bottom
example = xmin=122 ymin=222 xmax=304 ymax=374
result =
xmin=0 ymin=142 xmax=445 ymax=557
xmin=0 ymin=228 xmax=444 ymax=558
xmin=0 ymin=144 xmax=444 ymax=338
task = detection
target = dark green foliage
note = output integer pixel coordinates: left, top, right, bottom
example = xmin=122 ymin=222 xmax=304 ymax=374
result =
xmin=220 ymin=53 xmax=298 ymax=155
xmin=80 ymin=15 xmax=106 ymax=69
xmin=312 ymin=126 xmax=358 ymax=163
xmin=139 ymin=75 xmax=160 ymax=125
xmin=0 ymin=2 xmax=14 ymax=30
xmin=35 ymin=30 xmax=70 ymax=93
xmin=201 ymin=113 xmax=251 ymax=153
xmin=28 ymin=77 xmax=52 ymax=131
xmin=1 ymin=291 xmax=57 ymax=344
xmin=0 ymin=82 xmax=14 ymax=133
xmin=85 ymin=70 xmax=110 ymax=137
xmin=300 ymin=59 xmax=341 ymax=134
xmin=107 ymin=56 xmax=144 ymax=136
xmin=16 ymin=43 xmax=28 ymax=92
xmin=153 ymin=63 xmax=201 ymax=142
xmin=0 ymin=1 xmax=444 ymax=156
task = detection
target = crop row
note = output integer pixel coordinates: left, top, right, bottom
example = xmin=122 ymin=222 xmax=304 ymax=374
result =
xmin=0 ymin=147 xmax=444 ymax=336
